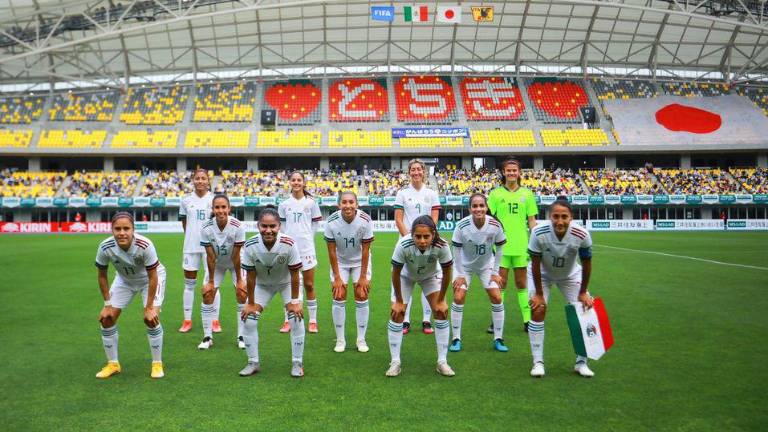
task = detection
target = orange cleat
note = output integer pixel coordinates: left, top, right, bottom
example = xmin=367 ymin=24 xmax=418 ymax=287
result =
xmin=178 ymin=320 xmax=193 ymax=333
xmin=308 ymin=322 xmax=319 ymax=333
xmin=279 ymin=321 xmax=291 ymax=333
xmin=212 ymin=320 xmax=222 ymax=333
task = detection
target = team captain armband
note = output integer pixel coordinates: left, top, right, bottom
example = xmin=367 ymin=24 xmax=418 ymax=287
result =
xmin=578 ymin=247 xmax=592 ymax=259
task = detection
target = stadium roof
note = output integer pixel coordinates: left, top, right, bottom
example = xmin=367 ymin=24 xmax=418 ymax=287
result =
xmin=0 ymin=0 xmax=767 ymax=92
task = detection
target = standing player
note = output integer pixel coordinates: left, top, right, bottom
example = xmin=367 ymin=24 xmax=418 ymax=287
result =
xmin=324 ymin=191 xmax=374 ymax=353
xmin=197 ymin=195 xmax=247 ymax=350
xmin=386 ymin=215 xmax=454 ymax=377
xmin=278 ymin=171 xmax=322 ymax=333
xmin=178 ymin=169 xmax=221 ymax=333
xmin=449 ymin=194 xmax=509 ymax=353
xmin=239 ymin=207 xmax=306 ymax=377
xmin=94 ymin=212 xmax=166 ymax=379
xmin=394 ymin=159 xmax=441 ymax=334
xmin=488 ymin=158 xmax=538 ymax=332
xmin=527 ymin=198 xmax=595 ymax=378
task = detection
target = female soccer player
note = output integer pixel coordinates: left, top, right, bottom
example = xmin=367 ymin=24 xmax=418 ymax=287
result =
xmin=178 ymin=168 xmax=220 ymax=333
xmin=278 ymin=171 xmax=322 ymax=333
xmin=94 ymin=212 xmax=166 ymax=379
xmin=197 ymin=194 xmax=247 ymax=350
xmin=394 ymin=159 xmax=441 ymax=335
xmin=449 ymin=193 xmax=508 ymax=353
xmin=324 ymin=191 xmax=374 ymax=353
xmin=239 ymin=207 xmax=306 ymax=377
xmin=488 ymin=158 xmax=538 ymax=332
xmin=527 ymin=198 xmax=595 ymax=378
xmin=387 ymin=215 xmax=454 ymax=377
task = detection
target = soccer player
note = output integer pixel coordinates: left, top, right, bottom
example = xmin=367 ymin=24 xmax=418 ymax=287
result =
xmin=239 ymin=207 xmax=306 ymax=377
xmin=324 ymin=191 xmax=374 ymax=353
xmin=527 ymin=198 xmax=595 ymax=378
xmin=394 ymin=159 xmax=441 ymax=335
xmin=387 ymin=215 xmax=454 ymax=377
xmin=488 ymin=158 xmax=538 ymax=333
xmin=449 ymin=193 xmax=508 ymax=353
xmin=278 ymin=171 xmax=322 ymax=333
xmin=197 ymin=195 xmax=247 ymax=350
xmin=178 ymin=169 xmax=220 ymax=333
xmin=94 ymin=212 xmax=166 ymax=379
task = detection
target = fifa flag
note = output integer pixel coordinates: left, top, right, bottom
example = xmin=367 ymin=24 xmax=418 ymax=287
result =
xmin=404 ymin=5 xmax=429 ymax=22
xmin=565 ymin=297 xmax=614 ymax=360
xmin=437 ymin=5 xmax=462 ymax=23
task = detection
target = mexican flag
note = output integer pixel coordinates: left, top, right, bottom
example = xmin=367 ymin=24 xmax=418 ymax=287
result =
xmin=565 ymin=297 xmax=614 ymax=360
xmin=404 ymin=5 xmax=429 ymax=22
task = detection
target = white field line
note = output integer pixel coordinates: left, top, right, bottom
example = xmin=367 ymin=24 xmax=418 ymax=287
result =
xmin=595 ymin=244 xmax=768 ymax=271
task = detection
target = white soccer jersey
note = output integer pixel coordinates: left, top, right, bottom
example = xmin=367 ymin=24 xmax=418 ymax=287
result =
xmin=199 ymin=216 xmax=246 ymax=268
xmin=95 ymin=234 xmax=164 ymax=281
xmin=451 ymin=215 xmax=506 ymax=275
xmin=394 ymin=185 xmax=441 ymax=235
xmin=179 ymin=192 xmax=213 ymax=253
xmin=527 ymin=221 xmax=593 ymax=280
xmin=391 ymin=234 xmax=453 ymax=280
xmin=278 ymin=195 xmax=322 ymax=256
xmin=323 ymin=209 xmax=375 ymax=267
xmin=240 ymin=232 xmax=302 ymax=286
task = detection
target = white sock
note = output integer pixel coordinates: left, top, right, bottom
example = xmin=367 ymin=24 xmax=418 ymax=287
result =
xmin=491 ymin=302 xmax=505 ymax=340
xmin=450 ymin=302 xmax=464 ymax=341
xmin=147 ymin=324 xmax=163 ymax=362
xmin=387 ymin=320 xmax=403 ymax=363
xmin=307 ymin=299 xmax=318 ymax=323
xmin=201 ymin=303 xmax=215 ymax=338
xmin=421 ymin=292 xmax=432 ymax=323
xmin=213 ymin=289 xmax=221 ymax=321
xmin=435 ymin=319 xmax=450 ymax=364
xmin=183 ymin=278 xmax=196 ymax=320
xmin=243 ymin=312 xmax=260 ymax=362
xmin=355 ymin=300 xmax=369 ymax=341
xmin=332 ymin=300 xmax=346 ymax=341
xmin=404 ymin=301 xmax=412 ymax=324
xmin=284 ymin=309 xmax=289 ymax=323
xmin=100 ymin=325 xmax=118 ymax=362
xmin=236 ymin=303 xmax=245 ymax=338
xmin=528 ymin=320 xmax=545 ymax=364
xmin=576 ymin=355 xmax=588 ymax=364
xmin=288 ymin=312 xmax=305 ymax=362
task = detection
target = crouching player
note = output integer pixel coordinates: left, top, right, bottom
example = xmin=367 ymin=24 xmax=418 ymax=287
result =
xmin=239 ymin=207 xmax=306 ymax=378
xmin=527 ymin=198 xmax=595 ymax=378
xmin=94 ymin=212 xmax=166 ymax=379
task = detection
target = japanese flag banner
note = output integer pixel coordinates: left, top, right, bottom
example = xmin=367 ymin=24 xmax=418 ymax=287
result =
xmin=565 ymin=297 xmax=614 ymax=360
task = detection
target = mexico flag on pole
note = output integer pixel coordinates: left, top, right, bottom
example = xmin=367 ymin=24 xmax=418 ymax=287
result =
xmin=404 ymin=5 xmax=429 ymax=22
xmin=565 ymin=297 xmax=614 ymax=360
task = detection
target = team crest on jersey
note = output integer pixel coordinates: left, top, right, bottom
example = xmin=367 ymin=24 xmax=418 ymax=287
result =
xmin=134 ymin=256 xmax=143 ymax=265
xmin=277 ymin=255 xmax=287 ymax=264
xmin=428 ymin=256 xmax=437 ymax=263
xmin=357 ymin=228 xmax=366 ymax=237
xmin=520 ymin=196 xmax=526 ymax=203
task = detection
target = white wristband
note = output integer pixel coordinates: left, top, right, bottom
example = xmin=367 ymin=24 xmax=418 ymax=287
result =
xmin=290 ymin=299 xmax=301 ymax=305
xmin=104 ymin=300 xmax=112 ymax=307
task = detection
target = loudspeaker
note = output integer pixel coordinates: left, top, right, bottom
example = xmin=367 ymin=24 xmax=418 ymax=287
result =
xmin=261 ymin=109 xmax=276 ymax=125
xmin=580 ymin=106 xmax=596 ymax=124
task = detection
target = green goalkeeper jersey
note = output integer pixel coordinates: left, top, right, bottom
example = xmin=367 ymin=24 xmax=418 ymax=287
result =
xmin=487 ymin=185 xmax=538 ymax=256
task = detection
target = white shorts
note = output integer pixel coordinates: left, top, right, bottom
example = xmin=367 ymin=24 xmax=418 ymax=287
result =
xmin=252 ymin=283 xmax=294 ymax=309
xmin=390 ymin=273 xmax=442 ymax=304
xmin=212 ymin=265 xmax=245 ymax=289
xmin=110 ymin=266 xmax=167 ymax=310
xmin=183 ymin=252 xmax=206 ymax=272
xmin=454 ymin=268 xmax=499 ymax=291
xmin=301 ymin=254 xmax=317 ymax=271
xmin=329 ymin=265 xmax=372 ymax=284
xmin=526 ymin=269 xmax=583 ymax=303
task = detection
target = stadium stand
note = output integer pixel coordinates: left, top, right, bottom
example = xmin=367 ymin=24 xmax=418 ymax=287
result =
xmin=435 ymin=168 xmax=497 ymax=195
xmin=328 ymin=131 xmax=392 ymax=148
xmin=48 ymin=91 xmax=119 ymax=121
xmin=364 ymin=169 xmax=408 ymax=196
xmin=729 ymin=167 xmax=768 ymax=194
xmin=219 ymin=170 xmax=285 ymax=197
xmin=737 ymin=86 xmax=768 ymax=116
xmin=140 ymin=171 xmax=202 ymax=197
xmin=37 ymin=130 xmax=106 ymax=149
xmin=540 ymin=129 xmax=609 ymax=146
xmin=0 ymin=129 xmax=33 ymax=148
xmin=0 ymin=96 xmax=45 ymax=124
xmin=395 ymin=76 xmax=458 ymax=123
xmin=112 ymin=130 xmax=178 ymax=149
xmin=0 ymin=170 xmax=65 ymax=197
xmin=470 ymin=129 xmax=535 ymax=147
xmin=262 ymin=80 xmax=322 ymax=125
xmin=192 ymin=81 xmax=256 ymax=122
xmin=304 ymin=170 xmax=358 ymax=196
xmin=399 ymin=137 xmax=464 ymax=148
xmin=523 ymin=169 xmax=584 ymax=195
xmin=525 ymin=78 xmax=590 ymax=123
xmin=256 ymin=130 xmax=320 ymax=148
xmin=655 ymin=168 xmax=743 ymax=194
xmin=459 ymin=76 xmax=527 ymax=121
xmin=329 ymin=78 xmax=389 ymax=122
xmin=660 ymin=81 xmax=729 ymax=97
xmin=591 ymin=78 xmax=657 ymax=100
xmin=120 ymin=85 xmax=189 ymax=125
xmin=580 ymin=168 xmax=662 ymax=195
xmin=184 ymin=131 xmax=250 ymax=149
xmin=63 ymin=170 xmax=141 ymax=197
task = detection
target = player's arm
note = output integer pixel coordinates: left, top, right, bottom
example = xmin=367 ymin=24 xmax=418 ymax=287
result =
xmin=527 ymin=191 xmax=539 ymax=231
xmin=240 ymin=249 xmax=259 ymax=319
xmin=144 ymin=266 xmax=160 ymax=327
xmin=439 ymin=259 xmax=452 ymax=304
xmin=451 ymin=232 xmax=466 ymax=290
xmin=431 ymin=207 xmax=440 ymax=225
xmin=232 ymin=244 xmax=244 ymax=286
xmin=287 ymin=245 xmax=304 ymax=319
xmin=311 ymin=201 xmax=322 ymax=233
xmin=97 ymin=266 xmax=110 ymax=302
xmin=394 ymin=208 xmax=408 ymax=236
xmin=527 ymin=216 xmax=537 ymax=231
xmin=390 ymin=263 xmax=405 ymax=322
xmin=578 ymin=242 xmax=593 ymax=309
xmin=203 ymin=244 xmax=216 ymax=285
xmin=326 ymin=238 xmax=344 ymax=297
xmin=528 ymin=236 xmax=545 ymax=310
xmin=179 ymin=201 xmax=187 ymax=232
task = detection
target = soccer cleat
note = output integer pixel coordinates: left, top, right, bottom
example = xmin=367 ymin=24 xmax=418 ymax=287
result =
xmin=385 ymin=361 xmax=402 ymax=377
xmin=574 ymin=362 xmax=595 ymax=378
xmin=402 ymin=322 xmax=411 ymax=335
xmin=448 ymin=338 xmax=462 ymax=352
xmin=291 ymin=361 xmax=304 ymax=377
xmin=422 ymin=321 xmax=434 ymax=334
xmin=239 ymin=361 xmax=261 ymax=376
xmin=197 ymin=336 xmax=213 ymax=350
xmin=493 ymin=338 xmax=509 ymax=352
xmin=237 ymin=336 xmax=245 ymax=349
xmin=151 ymin=361 xmax=164 ymax=379
xmin=95 ymin=361 xmax=121 ymax=379
xmin=523 ymin=321 xmax=529 ymax=333
xmin=334 ymin=339 xmax=346 ymax=353
xmin=436 ymin=362 xmax=456 ymax=377
xmin=308 ymin=322 xmax=319 ymax=333
xmin=356 ymin=339 xmax=369 ymax=353
xmin=212 ymin=320 xmax=222 ymax=333
xmin=530 ymin=362 xmax=545 ymax=378
xmin=178 ymin=320 xmax=193 ymax=333
xmin=486 ymin=322 xmax=494 ymax=334
xmin=279 ymin=321 xmax=291 ymax=333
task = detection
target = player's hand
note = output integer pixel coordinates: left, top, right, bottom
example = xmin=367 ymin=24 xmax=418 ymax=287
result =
xmin=490 ymin=274 xmax=503 ymax=288
xmin=578 ymin=292 xmax=594 ymax=310
xmin=432 ymin=299 xmax=448 ymax=317
xmin=143 ymin=307 xmax=159 ymax=327
xmin=390 ymin=301 xmax=405 ymax=321
xmin=452 ymin=277 xmax=467 ymax=291
xmin=98 ymin=306 xmax=116 ymax=324
xmin=354 ymin=277 xmax=370 ymax=297
xmin=287 ymin=302 xmax=304 ymax=321
xmin=529 ymin=293 xmax=546 ymax=310
xmin=241 ymin=303 xmax=259 ymax=321
xmin=332 ymin=276 xmax=345 ymax=299
xmin=203 ymin=281 xmax=215 ymax=296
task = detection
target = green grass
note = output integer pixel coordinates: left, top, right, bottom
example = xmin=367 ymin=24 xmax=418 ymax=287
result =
xmin=1 ymin=232 xmax=767 ymax=431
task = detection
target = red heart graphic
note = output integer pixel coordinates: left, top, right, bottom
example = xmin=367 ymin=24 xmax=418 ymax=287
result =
xmin=264 ymin=83 xmax=321 ymax=121
xmin=528 ymin=81 xmax=588 ymax=119
xmin=655 ymin=103 xmax=721 ymax=134
xmin=329 ymin=79 xmax=389 ymax=121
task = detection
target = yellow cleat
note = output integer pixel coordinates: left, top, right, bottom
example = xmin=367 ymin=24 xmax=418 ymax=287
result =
xmin=95 ymin=361 xmax=121 ymax=379
xmin=151 ymin=361 xmax=165 ymax=379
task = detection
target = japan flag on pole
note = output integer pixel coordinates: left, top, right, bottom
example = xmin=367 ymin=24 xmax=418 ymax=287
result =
xmin=437 ymin=5 xmax=461 ymax=23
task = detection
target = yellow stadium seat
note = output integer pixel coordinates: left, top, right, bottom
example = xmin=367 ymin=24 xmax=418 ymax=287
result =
xmin=0 ymin=130 xmax=33 ymax=148
xmin=328 ymin=131 xmax=392 ymax=148
xmin=256 ymin=131 xmax=321 ymax=148
xmin=399 ymin=137 xmax=464 ymax=148
xmin=0 ymin=171 xmax=66 ymax=197
xmin=37 ymin=130 xmax=106 ymax=148
xmin=541 ymin=129 xmax=609 ymax=146
xmin=470 ymin=130 xmax=535 ymax=147
xmin=184 ymin=131 xmax=250 ymax=149
xmin=112 ymin=131 xmax=178 ymax=148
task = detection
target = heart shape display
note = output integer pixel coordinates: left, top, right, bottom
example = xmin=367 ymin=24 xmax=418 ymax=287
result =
xmin=655 ymin=103 xmax=722 ymax=134
xmin=264 ymin=82 xmax=321 ymax=121
xmin=329 ymin=79 xmax=389 ymax=121
xmin=528 ymin=80 xmax=588 ymax=119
